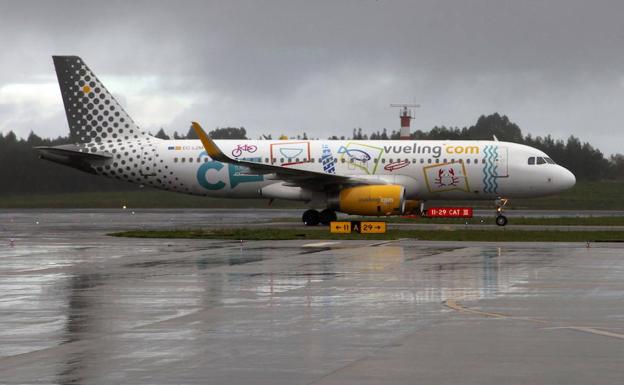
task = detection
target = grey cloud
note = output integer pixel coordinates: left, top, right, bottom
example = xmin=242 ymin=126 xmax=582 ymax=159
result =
xmin=1 ymin=0 xmax=624 ymax=154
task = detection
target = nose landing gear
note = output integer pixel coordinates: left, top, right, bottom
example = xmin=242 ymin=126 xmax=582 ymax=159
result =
xmin=495 ymin=198 xmax=508 ymax=226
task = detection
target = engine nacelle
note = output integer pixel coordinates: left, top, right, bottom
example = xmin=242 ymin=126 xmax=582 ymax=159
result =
xmin=329 ymin=185 xmax=406 ymax=216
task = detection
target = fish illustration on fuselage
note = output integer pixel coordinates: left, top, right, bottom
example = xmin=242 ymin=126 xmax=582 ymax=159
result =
xmin=337 ymin=146 xmax=371 ymax=162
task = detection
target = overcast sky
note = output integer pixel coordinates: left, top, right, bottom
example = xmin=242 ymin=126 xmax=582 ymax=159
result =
xmin=1 ymin=0 xmax=623 ymax=155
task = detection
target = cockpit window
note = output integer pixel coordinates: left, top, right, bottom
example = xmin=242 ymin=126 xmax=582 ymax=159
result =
xmin=545 ymin=157 xmax=555 ymax=164
xmin=536 ymin=157 xmax=546 ymax=165
xmin=528 ymin=157 xmax=535 ymax=165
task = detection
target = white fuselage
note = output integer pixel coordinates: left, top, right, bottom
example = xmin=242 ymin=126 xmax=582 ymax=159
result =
xmin=91 ymin=138 xmax=576 ymax=204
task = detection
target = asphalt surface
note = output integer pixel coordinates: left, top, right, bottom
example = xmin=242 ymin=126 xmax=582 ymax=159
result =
xmin=1 ymin=209 xmax=624 ymax=384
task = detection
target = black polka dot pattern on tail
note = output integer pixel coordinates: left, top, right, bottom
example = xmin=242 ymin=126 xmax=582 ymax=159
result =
xmin=53 ymin=56 xmax=158 ymax=184
xmin=53 ymin=56 xmax=148 ymax=146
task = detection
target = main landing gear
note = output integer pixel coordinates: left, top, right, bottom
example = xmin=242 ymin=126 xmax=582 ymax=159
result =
xmin=302 ymin=209 xmax=337 ymax=226
xmin=495 ymin=198 xmax=509 ymax=227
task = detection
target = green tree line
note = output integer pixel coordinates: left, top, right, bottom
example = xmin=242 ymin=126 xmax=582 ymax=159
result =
xmin=0 ymin=114 xmax=621 ymax=195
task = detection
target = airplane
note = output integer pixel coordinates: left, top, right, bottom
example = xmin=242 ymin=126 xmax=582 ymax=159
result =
xmin=37 ymin=56 xmax=576 ymax=227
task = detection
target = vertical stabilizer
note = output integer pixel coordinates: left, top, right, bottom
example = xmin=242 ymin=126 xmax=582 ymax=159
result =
xmin=53 ymin=56 xmax=150 ymax=145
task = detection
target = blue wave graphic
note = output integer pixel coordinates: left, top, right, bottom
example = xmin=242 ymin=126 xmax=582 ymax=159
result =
xmin=482 ymin=145 xmax=499 ymax=194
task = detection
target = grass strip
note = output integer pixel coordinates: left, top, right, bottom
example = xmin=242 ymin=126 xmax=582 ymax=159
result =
xmin=275 ymin=216 xmax=624 ymax=226
xmin=110 ymin=228 xmax=624 ymax=242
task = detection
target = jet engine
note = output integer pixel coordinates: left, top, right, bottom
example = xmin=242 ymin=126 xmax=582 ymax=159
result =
xmin=328 ymin=185 xmax=406 ymax=216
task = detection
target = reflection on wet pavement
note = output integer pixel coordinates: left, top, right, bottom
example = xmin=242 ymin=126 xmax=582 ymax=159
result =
xmin=1 ymin=210 xmax=623 ymax=385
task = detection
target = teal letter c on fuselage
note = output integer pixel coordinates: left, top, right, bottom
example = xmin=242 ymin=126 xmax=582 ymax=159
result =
xmin=229 ymin=157 xmax=264 ymax=188
xmin=197 ymin=151 xmax=226 ymax=190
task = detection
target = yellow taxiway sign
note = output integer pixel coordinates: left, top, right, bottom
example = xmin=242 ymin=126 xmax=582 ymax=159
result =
xmin=358 ymin=221 xmax=386 ymax=234
xmin=330 ymin=221 xmax=386 ymax=234
xmin=330 ymin=221 xmax=352 ymax=233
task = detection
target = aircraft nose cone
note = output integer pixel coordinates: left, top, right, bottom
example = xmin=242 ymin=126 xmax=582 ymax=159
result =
xmin=559 ymin=167 xmax=576 ymax=191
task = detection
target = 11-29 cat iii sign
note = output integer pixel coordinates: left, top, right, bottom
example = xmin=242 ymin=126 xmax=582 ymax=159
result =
xmin=427 ymin=207 xmax=473 ymax=218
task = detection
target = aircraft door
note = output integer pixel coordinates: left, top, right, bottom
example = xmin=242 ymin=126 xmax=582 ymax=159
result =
xmin=495 ymin=146 xmax=509 ymax=177
xmin=139 ymin=140 xmax=157 ymax=177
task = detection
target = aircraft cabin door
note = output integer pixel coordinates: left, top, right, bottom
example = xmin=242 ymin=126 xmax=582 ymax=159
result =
xmin=495 ymin=146 xmax=509 ymax=177
xmin=139 ymin=140 xmax=157 ymax=178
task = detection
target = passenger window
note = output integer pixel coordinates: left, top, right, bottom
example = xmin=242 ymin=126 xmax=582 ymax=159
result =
xmin=265 ymin=158 xmax=269 ymax=163
xmin=466 ymin=159 xmax=471 ymax=164
xmin=427 ymin=159 xmax=432 ymax=164
xmin=528 ymin=157 xmax=535 ymax=165
xmin=420 ymin=158 xmax=424 ymax=164
xmin=174 ymin=157 xmax=178 ymax=163
xmin=381 ymin=158 xmax=386 ymax=164
xmin=181 ymin=158 xmax=185 ymax=163
xmin=537 ymin=157 xmax=546 ymax=165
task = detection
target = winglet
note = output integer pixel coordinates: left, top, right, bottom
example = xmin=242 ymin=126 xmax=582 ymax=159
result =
xmin=191 ymin=122 xmax=231 ymax=162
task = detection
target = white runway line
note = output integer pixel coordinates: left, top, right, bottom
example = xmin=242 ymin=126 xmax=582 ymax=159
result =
xmin=302 ymin=242 xmax=340 ymax=248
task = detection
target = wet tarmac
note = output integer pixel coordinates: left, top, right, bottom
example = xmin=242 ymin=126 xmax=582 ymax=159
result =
xmin=1 ymin=209 xmax=624 ymax=384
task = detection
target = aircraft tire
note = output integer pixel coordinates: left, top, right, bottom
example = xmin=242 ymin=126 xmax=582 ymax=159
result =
xmin=302 ymin=209 xmax=320 ymax=226
xmin=319 ymin=209 xmax=337 ymax=226
xmin=495 ymin=215 xmax=508 ymax=227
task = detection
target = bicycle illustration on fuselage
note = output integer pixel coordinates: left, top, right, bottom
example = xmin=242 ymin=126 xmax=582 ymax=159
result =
xmin=231 ymin=144 xmax=258 ymax=157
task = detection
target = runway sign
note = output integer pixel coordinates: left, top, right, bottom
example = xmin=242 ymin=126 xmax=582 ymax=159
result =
xmin=427 ymin=207 xmax=473 ymax=218
xmin=358 ymin=221 xmax=386 ymax=234
xmin=330 ymin=221 xmax=352 ymax=233
xmin=330 ymin=221 xmax=387 ymax=234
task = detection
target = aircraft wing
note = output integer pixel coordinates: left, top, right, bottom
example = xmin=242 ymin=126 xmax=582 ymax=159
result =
xmin=191 ymin=122 xmax=381 ymax=190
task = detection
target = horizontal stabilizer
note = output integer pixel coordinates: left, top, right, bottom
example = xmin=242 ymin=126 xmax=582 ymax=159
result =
xmin=35 ymin=145 xmax=112 ymax=160
xmin=35 ymin=144 xmax=111 ymax=174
